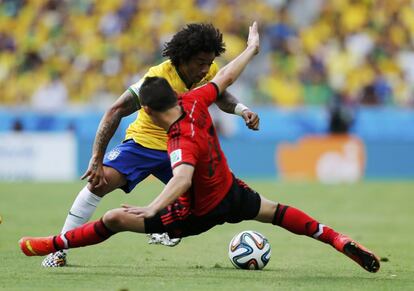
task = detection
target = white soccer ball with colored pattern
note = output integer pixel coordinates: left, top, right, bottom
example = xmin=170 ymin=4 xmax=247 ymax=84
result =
xmin=228 ymin=230 xmax=271 ymax=270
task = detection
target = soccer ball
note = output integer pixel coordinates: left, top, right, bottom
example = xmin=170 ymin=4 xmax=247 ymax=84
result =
xmin=228 ymin=230 xmax=271 ymax=270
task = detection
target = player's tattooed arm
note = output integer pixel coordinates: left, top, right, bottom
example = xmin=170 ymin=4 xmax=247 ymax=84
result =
xmin=93 ymin=90 xmax=141 ymax=159
xmin=215 ymin=90 xmax=238 ymax=114
xmin=81 ymin=90 xmax=140 ymax=186
xmin=92 ymin=90 xmax=140 ymax=159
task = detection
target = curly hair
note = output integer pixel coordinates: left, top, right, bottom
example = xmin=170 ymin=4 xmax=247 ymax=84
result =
xmin=162 ymin=23 xmax=226 ymax=67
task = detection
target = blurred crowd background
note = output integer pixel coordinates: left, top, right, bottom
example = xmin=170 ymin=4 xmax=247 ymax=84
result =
xmin=1 ymin=0 xmax=414 ymax=112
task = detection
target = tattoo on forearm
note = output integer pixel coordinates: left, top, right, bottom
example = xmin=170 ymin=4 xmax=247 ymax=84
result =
xmin=93 ymin=117 xmax=119 ymax=155
xmin=225 ymin=102 xmax=237 ymax=113
xmin=92 ymin=91 xmax=139 ymax=157
xmin=216 ymin=91 xmax=238 ymax=114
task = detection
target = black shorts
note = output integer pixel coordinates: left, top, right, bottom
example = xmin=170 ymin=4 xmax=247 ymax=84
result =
xmin=144 ymin=176 xmax=261 ymax=238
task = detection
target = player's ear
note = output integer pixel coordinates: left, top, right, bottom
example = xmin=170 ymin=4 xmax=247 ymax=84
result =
xmin=143 ymin=106 xmax=152 ymax=115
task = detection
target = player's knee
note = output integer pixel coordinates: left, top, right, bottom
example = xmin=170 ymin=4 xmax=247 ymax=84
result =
xmin=86 ymin=168 xmax=126 ymax=197
xmin=87 ymin=184 xmax=112 ymax=197
xmin=255 ymin=197 xmax=278 ymax=223
xmin=86 ymin=184 xmax=102 ymax=197
xmin=103 ymin=209 xmax=125 ymax=231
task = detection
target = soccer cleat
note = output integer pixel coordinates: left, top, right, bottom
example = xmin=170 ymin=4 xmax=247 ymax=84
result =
xmin=19 ymin=236 xmax=56 ymax=257
xmin=147 ymin=233 xmax=181 ymax=247
xmin=41 ymin=250 xmax=67 ymax=267
xmin=333 ymin=234 xmax=380 ymax=273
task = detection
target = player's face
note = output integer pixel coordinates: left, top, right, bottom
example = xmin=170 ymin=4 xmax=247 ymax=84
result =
xmin=180 ymin=52 xmax=216 ymax=85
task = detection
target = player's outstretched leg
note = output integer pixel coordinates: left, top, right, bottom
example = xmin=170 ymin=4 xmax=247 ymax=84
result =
xmin=41 ymin=191 xmax=180 ymax=267
xmin=20 ymin=219 xmax=114 ymax=257
xmin=272 ymin=203 xmax=380 ymax=273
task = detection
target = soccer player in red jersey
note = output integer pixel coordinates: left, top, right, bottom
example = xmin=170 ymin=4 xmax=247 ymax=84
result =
xmin=42 ymin=22 xmax=260 ymax=268
xmin=20 ymin=22 xmax=380 ymax=273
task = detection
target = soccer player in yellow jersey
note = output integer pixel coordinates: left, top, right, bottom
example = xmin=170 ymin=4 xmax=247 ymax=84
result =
xmin=41 ymin=23 xmax=260 ymax=267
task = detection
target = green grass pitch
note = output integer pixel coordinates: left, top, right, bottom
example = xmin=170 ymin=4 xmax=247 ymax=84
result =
xmin=0 ymin=179 xmax=413 ymax=290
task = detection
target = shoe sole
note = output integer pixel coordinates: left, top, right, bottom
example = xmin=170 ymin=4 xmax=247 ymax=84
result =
xmin=42 ymin=259 xmax=66 ymax=267
xmin=343 ymin=242 xmax=380 ymax=273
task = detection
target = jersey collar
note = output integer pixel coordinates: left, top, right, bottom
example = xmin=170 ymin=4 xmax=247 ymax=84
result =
xmin=167 ymin=107 xmax=187 ymax=134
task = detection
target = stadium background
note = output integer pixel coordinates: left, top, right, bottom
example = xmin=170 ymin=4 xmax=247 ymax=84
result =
xmin=1 ymin=0 xmax=414 ymax=181
xmin=1 ymin=1 xmax=414 ymax=290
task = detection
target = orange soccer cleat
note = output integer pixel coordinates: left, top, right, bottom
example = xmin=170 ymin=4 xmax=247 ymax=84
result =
xmin=19 ymin=236 xmax=57 ymax=257
xmin=333 ymin=234 xmax=380 ymax=273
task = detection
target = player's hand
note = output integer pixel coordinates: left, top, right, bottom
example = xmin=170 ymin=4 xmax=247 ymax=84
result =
xmin=81 ymin=158 xmax=108 ymax=189
xmin=241 ymin=109 xmax=260 ymax=130
xmin=121 ymin=204 xmax=157 ymax=218
xmin=247 ymin=21 xmax=260 ymax=55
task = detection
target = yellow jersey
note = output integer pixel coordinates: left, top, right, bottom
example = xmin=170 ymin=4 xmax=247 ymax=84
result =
xmin=126 ymin=60 xmax=219 ymax=150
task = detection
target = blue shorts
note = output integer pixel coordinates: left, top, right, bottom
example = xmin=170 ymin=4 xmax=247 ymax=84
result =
xmin=103 ymin=139 xmax=172 ymax=193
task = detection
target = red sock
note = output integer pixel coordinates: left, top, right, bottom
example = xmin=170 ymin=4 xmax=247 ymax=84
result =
xmin=272 ymin=204 xmax=338 ymax=245
xmin=54 ymin=219 xmax=114 ymax=250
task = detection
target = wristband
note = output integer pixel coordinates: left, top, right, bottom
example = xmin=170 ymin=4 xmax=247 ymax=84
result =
xmin=234 ymin=103 xmax=249 ymax=116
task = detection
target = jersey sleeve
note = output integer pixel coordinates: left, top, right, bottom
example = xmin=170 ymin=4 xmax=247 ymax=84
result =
xmin=190 ymin=82 xmax=220 ymax=107
xmin=128 ymin=66 xmax=162 ymax=99
xmin=128 ymin=78 xmax=144 ymax=99
xmin=169 ymin=136 xmax=199 ymax=169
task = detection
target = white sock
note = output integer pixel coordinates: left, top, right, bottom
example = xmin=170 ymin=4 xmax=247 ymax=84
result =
xmin=61 ymin=186 xmax=102 ymax=234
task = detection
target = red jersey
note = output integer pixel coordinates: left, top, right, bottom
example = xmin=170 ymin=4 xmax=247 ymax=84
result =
xmin=167 ymin=83 xmax=233 ymax=216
